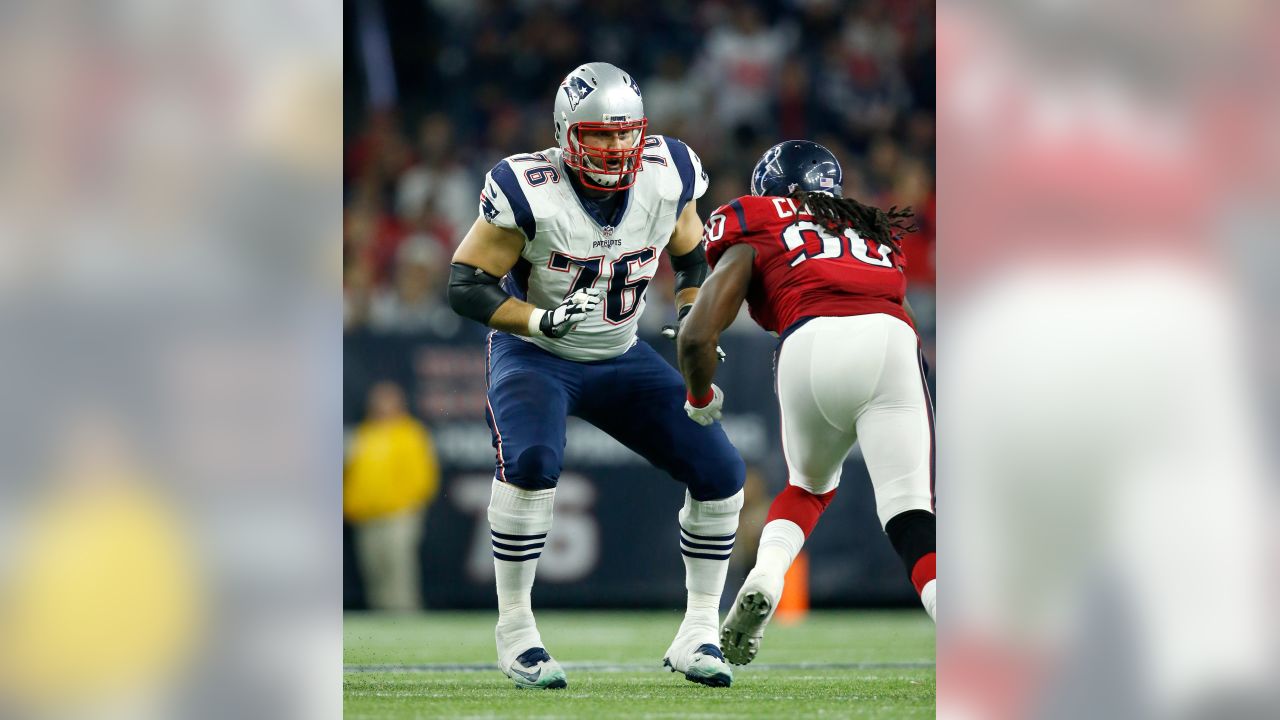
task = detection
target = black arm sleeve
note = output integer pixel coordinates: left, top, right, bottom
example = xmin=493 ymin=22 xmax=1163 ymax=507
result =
xmin=670 ymin=243 xmax=709 ymax=294
xmin=448 ymin=262 xmax=512 ymax=326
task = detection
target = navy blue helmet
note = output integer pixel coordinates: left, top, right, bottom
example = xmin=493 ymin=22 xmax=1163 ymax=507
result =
xmin=749 ymin=140 xmax=843 ymax=198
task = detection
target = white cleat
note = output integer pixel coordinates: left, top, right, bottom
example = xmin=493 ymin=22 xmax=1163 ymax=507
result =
xmin=497 ymin=625 xmax=567 ymax=689
xmin=720 ymin=574 xmax=781 ymax=665
xmin=663 ymin=631 xmax=733 ymax=687
xmin=500 ymin=646 xmax=567 ymax=690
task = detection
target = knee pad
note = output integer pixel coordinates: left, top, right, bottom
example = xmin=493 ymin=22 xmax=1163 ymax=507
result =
xmin=884 ymin=509 xmax=936 ymax=591
xmin=505 ymin=445 xmax=561 ymax=490
xmin=685 ymin=445 xmax=746 ymax=502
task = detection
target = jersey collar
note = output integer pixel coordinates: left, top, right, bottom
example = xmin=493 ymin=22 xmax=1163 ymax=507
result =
xmin=563 ymin=159 xmax=632 ymax=233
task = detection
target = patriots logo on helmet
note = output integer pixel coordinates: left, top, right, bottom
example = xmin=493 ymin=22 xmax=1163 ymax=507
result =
xmin=625 ymin=74 xmax=641 ymax=97
xmin=562 ymin=76 xmax=595 ymax=111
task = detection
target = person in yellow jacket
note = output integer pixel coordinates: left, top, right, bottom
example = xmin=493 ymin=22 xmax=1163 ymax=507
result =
xmin=345 ymin=381 xmax=439 ymax=611
xmin=0 ymin=413 xmax=202 ymax=716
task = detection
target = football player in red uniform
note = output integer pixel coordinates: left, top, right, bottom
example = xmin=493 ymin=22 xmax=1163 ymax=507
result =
xmin=673 ymin=140 xmax=936 ymax=665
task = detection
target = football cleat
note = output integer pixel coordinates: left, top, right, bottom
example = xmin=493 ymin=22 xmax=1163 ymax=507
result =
xmin=501 ymin=647 xmax=568 ymax=690
xmin=720 ymin=574 xmax=782 ymax=665
xmin=663 ymin=637 xmax=733 ymax=687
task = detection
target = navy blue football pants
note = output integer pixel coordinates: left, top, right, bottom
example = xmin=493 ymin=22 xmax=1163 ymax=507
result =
xmin=484 ymin=331 xmax=745 ymax=501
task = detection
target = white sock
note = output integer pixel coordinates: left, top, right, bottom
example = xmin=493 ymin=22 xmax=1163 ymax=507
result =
xmin=921 ymin=579 xmax=936 ymax=622
xmin=487 ymin=479 xmax=556 ymax=658
xmin=677 ymin=489 xmax=744 ymax=634
xmin=750 ymin=519 xmax=807 ymax=600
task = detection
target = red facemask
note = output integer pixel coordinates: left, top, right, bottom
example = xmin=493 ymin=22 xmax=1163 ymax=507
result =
xmin=563 ymin=119 xmax=648 ymax=192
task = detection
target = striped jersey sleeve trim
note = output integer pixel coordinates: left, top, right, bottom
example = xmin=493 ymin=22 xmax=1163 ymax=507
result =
xmin=489 ymin=160 xmax=536 ymax=241
xmin=667 ymin=138 xmax=696 ymax=218
xmin=728 ymin=198 xmax=749 ymax=234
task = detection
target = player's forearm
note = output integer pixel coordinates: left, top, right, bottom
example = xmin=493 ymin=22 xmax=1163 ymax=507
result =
xmin=677 ymin=329 xmax=719 ymax=398
xmin=675 ymin=244 xmax=754 ymax=397
xmin=488 ymin=297 xmax=540 ymax=336
xmin=675 ymin=286 xmax=698 ymax=312
xmin=448 ymin=262 xmax=540 ymax=337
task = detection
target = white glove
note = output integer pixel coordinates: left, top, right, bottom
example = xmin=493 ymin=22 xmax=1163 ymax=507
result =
xmin=530 ymin=287 xmax=602 ymax=338
xmin=684 ymin=384 xmax=724 ymax=426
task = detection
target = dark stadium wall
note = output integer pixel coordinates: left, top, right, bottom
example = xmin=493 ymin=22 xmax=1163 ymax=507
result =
xmin=343 ymin=328 xmax=920 ymax=609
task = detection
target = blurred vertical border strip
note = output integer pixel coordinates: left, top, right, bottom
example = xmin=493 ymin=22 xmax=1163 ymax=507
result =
xmin=0 ymin=0 xmax=342 ymax=719
xmin=937 ymin=1 xmax=1280 ymax=719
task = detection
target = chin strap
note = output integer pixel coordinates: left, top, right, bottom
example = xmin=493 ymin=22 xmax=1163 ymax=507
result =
xmin=568 ymin=166 xmax=629 ymax=198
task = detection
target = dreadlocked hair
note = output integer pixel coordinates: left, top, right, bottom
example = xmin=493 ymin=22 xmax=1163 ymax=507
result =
xmin=789 ymin=190 xmax=917 ymax=255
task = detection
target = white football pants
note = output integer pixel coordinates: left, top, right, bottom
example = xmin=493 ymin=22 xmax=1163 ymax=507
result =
xmin=776 ymin=313 xmax=934 ymax=527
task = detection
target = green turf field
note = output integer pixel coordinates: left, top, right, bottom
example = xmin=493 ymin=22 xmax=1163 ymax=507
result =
xmin=344 ymin=610 xmax=935 ymax=719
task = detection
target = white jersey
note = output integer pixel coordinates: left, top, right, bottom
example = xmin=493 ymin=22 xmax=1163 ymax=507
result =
xmin=479 ymin=135 xmax=708 ymax=361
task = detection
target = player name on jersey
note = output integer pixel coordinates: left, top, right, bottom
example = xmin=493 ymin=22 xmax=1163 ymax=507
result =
xmin=704 ymin=195 xmax=912 ymax=336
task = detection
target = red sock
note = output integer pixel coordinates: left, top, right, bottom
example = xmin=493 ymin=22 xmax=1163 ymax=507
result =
xmin=911 ymin=552 xmax=936 ymax=594
xmin=765 ymin=485 xmax=837 ymax=537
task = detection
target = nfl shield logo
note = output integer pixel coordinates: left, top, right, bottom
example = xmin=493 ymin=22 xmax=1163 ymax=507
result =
xmin=602 ymin=225 xmax=615 ymax=238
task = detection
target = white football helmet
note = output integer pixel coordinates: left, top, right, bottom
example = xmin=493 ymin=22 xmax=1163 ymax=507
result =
xmin=553 ymin=62 xmax=647 ymax=192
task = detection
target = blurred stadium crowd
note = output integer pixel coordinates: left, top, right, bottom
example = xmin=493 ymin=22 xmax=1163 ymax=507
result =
xmin=344 ymin=0 xmax=936 ymax=341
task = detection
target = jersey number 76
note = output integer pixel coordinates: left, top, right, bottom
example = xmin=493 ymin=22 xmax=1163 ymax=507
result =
xmin=549 ymin=248 xmax=658 ymax=325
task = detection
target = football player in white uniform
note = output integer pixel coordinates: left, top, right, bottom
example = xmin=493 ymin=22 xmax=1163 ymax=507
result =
xmin=448 ymin=62 xmax=745 ymax=689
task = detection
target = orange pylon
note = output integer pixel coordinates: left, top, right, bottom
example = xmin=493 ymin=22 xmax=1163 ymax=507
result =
xmin=775 ymin=551 xmax=809 ymax=625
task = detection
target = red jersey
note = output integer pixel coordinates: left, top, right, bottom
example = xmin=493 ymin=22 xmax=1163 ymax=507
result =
xmin=703 ymin=195 xmax=912 ymax=336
